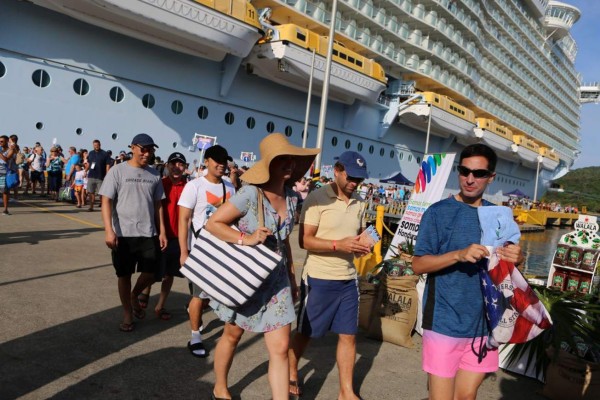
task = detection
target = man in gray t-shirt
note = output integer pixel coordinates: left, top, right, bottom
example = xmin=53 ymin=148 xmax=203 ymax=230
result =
xmin=99 ymin=133 xmax=167 ymax=332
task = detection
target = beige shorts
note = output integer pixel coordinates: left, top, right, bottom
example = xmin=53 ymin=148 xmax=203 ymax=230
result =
xmin=86 ymin=178 xmax=103 ymax=194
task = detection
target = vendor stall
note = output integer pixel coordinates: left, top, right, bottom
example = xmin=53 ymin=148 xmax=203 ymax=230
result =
xmin=547 ymin=215 xmax=600 ymax=296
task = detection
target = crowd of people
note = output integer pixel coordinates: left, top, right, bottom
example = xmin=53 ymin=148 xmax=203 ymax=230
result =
xmin=2 ymin=132 xmax=525 ymax=400
xmin=506 ymin=196 xmax=579 ymax=213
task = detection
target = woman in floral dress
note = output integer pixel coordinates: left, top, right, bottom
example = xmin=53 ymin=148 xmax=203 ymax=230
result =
xmin=205 ymin=133 xmax=319 ymax=400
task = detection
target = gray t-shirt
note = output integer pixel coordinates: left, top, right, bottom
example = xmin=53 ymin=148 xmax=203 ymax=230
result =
xmin=99 ymin=162 xmax=165 ymax=237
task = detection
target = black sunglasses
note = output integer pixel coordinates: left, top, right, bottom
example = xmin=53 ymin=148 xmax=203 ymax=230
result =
xmin=457 ymin=165 xmax=492 ymax=179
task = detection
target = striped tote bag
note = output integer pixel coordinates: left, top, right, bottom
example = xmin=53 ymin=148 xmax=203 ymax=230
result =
xmin=181 ymin=226 xmax=281 ymax=308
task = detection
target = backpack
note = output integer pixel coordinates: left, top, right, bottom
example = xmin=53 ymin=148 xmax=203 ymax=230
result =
xmin=15 ymin=152 xmax=25 ymax=165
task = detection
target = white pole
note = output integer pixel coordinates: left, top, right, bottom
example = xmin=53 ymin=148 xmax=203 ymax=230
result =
xmin=533 ymin=155 xmax=542 ymax=204
xmin=313 ymin=0 xmax=338 ymax=178
xmin=424 ymin=104 xmax=432 ymax=154
xmin=303 ymin=49 xmax=317 ymax=148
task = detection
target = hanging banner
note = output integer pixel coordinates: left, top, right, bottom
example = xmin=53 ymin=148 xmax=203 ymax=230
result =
xmin=385 ymin=153 xmax=456 ymax=259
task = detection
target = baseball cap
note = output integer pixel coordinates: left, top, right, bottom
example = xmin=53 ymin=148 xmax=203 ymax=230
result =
xmin=167 ymin=152 xmax=186 ymax=164
xmin=335 ymin=151 xmax=368 ymax=179
xmin=130 ymin=133 xmax=158 ymax=148
xmin=204 ymin=145 xmax=232 ymax=163
xmin=119 ymin=150 xmax=127 ymax=156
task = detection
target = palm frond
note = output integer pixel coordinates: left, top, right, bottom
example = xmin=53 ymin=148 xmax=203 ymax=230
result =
xmin=504 ymin=286 xmax=600 ymax=377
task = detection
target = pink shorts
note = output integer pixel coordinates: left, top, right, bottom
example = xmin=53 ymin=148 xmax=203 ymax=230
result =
xmin=422 ymin=330 xmax=498 ymax=378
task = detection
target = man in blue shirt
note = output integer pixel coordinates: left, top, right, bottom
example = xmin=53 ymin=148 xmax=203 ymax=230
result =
xmin=86 ymin=139 xmax=111 ymax=211
xmin=412 ymin=144 xmax=523 ymax=400
xmin=64 ymin=147 xmax=80 ymax=182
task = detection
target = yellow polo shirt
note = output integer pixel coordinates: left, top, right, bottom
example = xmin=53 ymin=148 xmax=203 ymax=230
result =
xmin=300 ymin=184 xmax=367 ymax=280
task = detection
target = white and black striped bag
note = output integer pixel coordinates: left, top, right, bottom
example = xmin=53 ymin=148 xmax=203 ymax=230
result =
xmin=181 ymin=189 xmax=281 ymax=308
xmin=181 ymin=228 xmax=281 ymax=308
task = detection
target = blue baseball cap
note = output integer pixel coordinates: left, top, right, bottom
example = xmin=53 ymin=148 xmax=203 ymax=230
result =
xmin=130 ymin=133 xmax=158 ymax=148
xmin=335 ymin=151 xmax=368 ymax=179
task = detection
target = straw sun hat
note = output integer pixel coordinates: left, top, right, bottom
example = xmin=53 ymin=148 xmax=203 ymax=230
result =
xmin=241 ymin=133 xmax=320 ymax=185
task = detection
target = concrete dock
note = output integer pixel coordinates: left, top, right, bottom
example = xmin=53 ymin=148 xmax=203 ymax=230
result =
xmin=0 ymin=198 xmax=547 ymax=399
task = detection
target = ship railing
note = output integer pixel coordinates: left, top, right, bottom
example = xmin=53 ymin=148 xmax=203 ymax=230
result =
xmin=377 ymin=95 xmax=391 ymax=107
xmin=364 ymin=198 xmax=407 ymax=223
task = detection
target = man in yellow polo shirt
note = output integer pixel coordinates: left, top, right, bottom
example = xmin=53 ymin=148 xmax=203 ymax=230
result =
xmin=288 ymin=151 xmax=372 ymax=400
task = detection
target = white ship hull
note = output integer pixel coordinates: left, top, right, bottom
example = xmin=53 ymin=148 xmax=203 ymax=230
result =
xmin=541 ymin=158 xmax=560 ymax=171
xmin=473 ymin=128 xmax=520 ymax=162
xmin=30 ymin=0 xmax=262 ymax=60
xmin=398 ymin=104 xmax=477 ymax=144
xmin=246 ymin=41 xmax=387 ymax=104
xmin=0 ymin=0 xmax=565 ymax=201
xmin=518 ymin=146 xmax=542 ymax=167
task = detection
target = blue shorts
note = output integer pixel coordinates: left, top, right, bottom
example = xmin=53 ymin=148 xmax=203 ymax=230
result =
xmin=297 ymin=276 xmax=359 ymax=337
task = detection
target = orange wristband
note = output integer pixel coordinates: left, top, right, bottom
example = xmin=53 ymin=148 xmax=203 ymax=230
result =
xmin=332 ymin=240 xmax=337 ymax=251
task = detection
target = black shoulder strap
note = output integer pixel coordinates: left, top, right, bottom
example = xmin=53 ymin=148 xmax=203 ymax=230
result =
xmin=193 ymin=179 xmax=228 ymax=239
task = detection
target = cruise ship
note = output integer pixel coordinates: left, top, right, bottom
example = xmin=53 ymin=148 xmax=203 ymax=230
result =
xmin=0 ymin=0 xmax=590 ymax=199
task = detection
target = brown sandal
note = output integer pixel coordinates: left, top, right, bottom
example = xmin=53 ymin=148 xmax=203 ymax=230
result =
xmin=155 ymin=308 xmax=172 ymax=321
xmin=289 ymin=379 xmax=303 ymax=398
xmin=119 ymin=322 xmax=135 ymax=332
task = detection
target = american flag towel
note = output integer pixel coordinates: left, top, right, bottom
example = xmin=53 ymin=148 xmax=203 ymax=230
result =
xmin=478 ymin=206 xmax=552 ymax=349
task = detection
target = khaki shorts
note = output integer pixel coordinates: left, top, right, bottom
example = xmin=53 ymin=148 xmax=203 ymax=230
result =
xmin=86 ymin=178 xmax=103 ymax=194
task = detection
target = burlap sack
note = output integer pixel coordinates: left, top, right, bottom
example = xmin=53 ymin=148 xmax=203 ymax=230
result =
xmin=358 ymin=278 xmax=378 ymax=331
xmin=367 ymin=275 xmax=419 ymax=348
xmin=541 ymin=349 xmax=600 ymax=400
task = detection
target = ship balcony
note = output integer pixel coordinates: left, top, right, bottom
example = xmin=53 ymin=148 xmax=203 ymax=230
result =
xmin=521 ymin=0 xmax=549 ymax=19
xmin=580 ymin=83 xmax=600 ymax=105
xmin=482 ymin=0 xmax=579 ymax=110
xmin=545 ymin=1 xmax=580 ymax=40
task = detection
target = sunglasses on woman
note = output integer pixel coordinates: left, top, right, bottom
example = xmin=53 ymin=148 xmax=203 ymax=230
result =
xmin=457 ymin=165 xmax=492 ymax=179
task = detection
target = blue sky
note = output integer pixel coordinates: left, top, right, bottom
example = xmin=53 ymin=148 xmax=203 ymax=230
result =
xmin=569 ymin=0 xmax=600 ymax=168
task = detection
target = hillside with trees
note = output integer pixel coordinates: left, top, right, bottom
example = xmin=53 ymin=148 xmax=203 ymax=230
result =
xmin=542 ymin=166 xmax=600 ymax=213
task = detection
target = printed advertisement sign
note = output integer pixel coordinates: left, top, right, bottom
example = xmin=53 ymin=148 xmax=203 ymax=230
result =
xmin=240 ymin=152 xmax=254 ymax=163
xmin=194 ymin=134 xmax=216 ymax=150
xmin=385 ymin=153 xmax=456 ymax=259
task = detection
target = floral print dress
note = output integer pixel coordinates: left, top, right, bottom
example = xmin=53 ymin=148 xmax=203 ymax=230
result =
xmin=210 ymin=184 xmax=297 ymax=333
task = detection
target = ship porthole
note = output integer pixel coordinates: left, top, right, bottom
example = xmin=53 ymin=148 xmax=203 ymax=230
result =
xmin=225 ymin=112 xmax=235 ymax=125
xmin=390 ymin=150 xmax=395 ymax=159
xmin=32 ymin=69 xmax=50 ymax=88
xmin=416 ymin=156 xmax=421 ymax=164
xmin=198 ymin=106 xmax=209 ymax=120
xmin=266 ymin=121 xmax=275 ymax=133
xmin=73 ymin=78 xmax=89 ymax=96
xmin=344 ymin=140 xmax=351 ymax=149
xmin=109 ymin=86 xmax=124 ymax=103
xmin=399 ymin=152 xmax=403 ymax=160
xmin=408 ymin=155 xmax=413 ymax=162
xmin=111 ymin=133 xmax=118 ymax=140
xmin=36 ymin=122 xmax=44 ymax=130
xmin=331 ymin=137 xmax=338 ymax=146
xmin=142 ymin=94 xmax=155 ymax=109
xmin=0 ymin=61 xmax=6 ymax=78
xmin=246 ymin=117 xmax=255 ymax=129
xmin=76 ymin=128 xmax=83 ymax=135
xmin=379 ymin=148 xmax=385 ymax=156
xmin=172 ymin=142 xmax=177 ymax=148
xmin=357 ymin=143 xmax=363 ymax=151
xmin=171 ymin=100 xmax=183 ymax=114
xmin=369 ymin=145 xmax=374 ymax=154
xmin=285 ymin=126 xmax=293 ymax=137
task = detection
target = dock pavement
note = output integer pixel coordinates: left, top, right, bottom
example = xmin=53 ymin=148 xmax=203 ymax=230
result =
xmin=0 ymin=198 xmax=547 ymax=399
